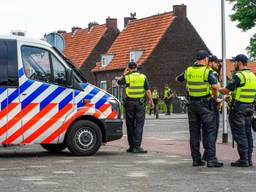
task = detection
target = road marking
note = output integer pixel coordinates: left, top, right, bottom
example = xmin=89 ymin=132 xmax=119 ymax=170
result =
xmin=33 ymin=181 xmax=58 ymax=185
xmin=29 ymin=165 xmax=48 ymax=168
xmin=0 ymin=168 xmax=8 ymax=171
xmin=238 ymin=170 xmax=256 ymax=174
xmin=53 ymin=170 xmax=75 ymax=175
xmin=55 ymin=160 xmax=74 ymax=164
xmin=133 ymin=159 xmax=167 ymax=164
xmin=166 ymin=155 xmax=182 ymax=158
xmin=22 ymin=176 xmax=47 ymax=181
xmin=125 ymin=171 xmax=148 ymax=178
xmin=199 ymin=171 xmax=225 ymax=175
xmin=181 ymin=158 xmax=192 ymax=161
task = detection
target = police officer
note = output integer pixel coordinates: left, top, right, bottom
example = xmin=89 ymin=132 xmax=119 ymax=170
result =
xmin=220 ymin=54 xmax=256 ymax=167
xmin=176 ymin=50 xmax=223 ymax=167
xmin=202 ymin=55 xmax=222 ymax=161
xmin=163 ymin=85 xmax=173 ymax=115
xmin=117 ymin=61 xmax=154 ymax=153
xmin=150 ymin=88 xmax=159 ymax=116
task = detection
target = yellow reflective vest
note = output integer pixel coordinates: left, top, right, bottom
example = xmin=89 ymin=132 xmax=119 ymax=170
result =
xmin=125 ymin=72 xmax=146 ymax=98
xmin=232 ymin=70 xmax=256 ymax=103
xmin=184 ymin=65 xmax=211 ymax=97
xmin=152 ymin=90 xmax=159 ymax=99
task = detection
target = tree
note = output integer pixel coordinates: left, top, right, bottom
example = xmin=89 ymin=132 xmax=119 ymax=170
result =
xmin=227 ymin=0 xmax=256 ymax=59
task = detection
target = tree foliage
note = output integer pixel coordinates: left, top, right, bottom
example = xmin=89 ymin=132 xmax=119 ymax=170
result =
xmin=227 ymin=0 xmax=256 ymax=59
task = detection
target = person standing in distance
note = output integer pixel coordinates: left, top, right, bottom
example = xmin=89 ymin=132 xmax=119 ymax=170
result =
xmin=176 ymin=50 xmax=223 ymax=167
xmin=117 ymin=61 xmax=154 ymax=153
xmin=163 ymin=85 xmax=173 ymax=115
xmin=220 ymin=54 xmax=256 ymax=167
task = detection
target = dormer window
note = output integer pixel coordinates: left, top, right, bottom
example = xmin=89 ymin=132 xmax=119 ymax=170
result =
xmin=101 ymin=54 xmax=114 ymax=67
xmin=130 ymin=50 xmax=143 ymax=62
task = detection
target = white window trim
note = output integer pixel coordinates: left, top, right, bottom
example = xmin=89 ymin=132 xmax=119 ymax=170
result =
xmin=100 ymin=80 xmax=107 ymax=91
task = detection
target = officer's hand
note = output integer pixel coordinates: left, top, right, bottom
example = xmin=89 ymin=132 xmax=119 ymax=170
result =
xmin=123 ymin=68 xmax=130 ymax=76
xmin=149 ymin=100 xmax=154 ymax=109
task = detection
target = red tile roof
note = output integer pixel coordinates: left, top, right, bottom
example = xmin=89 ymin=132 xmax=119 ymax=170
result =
xmin=92 ymin=12 xmax=175 ymax=72
xmin=62 ymin=24 xmax=108 ymax=68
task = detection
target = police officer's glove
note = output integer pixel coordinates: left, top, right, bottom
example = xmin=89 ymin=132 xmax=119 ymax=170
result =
xmin=149 ymin=99 xmax=154 ymax=109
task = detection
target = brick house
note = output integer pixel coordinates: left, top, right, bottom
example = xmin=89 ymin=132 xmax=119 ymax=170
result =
xmin=61 ymin=18 xmax=119 ymax=84
xmin=92 ymin=5 xmax=211 ymax=99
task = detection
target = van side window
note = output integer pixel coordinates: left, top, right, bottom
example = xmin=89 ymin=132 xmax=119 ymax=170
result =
xmin=21 ymin=46 xmax=51 ymax=83
xmin=51 ymin=54 xmax=67 ymax=86
xmin=0 ymin=40 xmax=8 ymax=86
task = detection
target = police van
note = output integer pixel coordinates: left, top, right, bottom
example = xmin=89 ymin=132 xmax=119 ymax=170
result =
xmin=0 ymin=36 xmax=123 ymax=156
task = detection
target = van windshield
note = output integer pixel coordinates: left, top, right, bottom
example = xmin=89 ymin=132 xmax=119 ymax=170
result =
xmin=52 ymin=47 xmax=87 ymax=83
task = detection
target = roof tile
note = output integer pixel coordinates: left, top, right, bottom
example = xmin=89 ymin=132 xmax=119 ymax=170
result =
xmin=62 ymin=25 xmax=108 ymax=68
xmin=93 ymin=12 xmax=174 ymax=72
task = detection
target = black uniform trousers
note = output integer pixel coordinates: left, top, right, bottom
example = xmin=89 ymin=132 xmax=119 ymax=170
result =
xmin=188 ymin=99 xmax=217 ymax=162
xmin=125 ymin=99 xmax=146 ymax=148
xmin=229 ymin=103 xmax=254 ymax=161
xmin=165 ymin=99 xmax=171 ymax=115
xmin=202 ymin=104 xmax=220 ymax=157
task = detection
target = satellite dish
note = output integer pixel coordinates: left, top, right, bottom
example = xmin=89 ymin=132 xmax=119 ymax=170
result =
xmin=45 ymin=32 xmax=65 ymax=53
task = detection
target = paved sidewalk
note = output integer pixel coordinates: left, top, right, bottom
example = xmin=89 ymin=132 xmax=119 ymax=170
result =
xmin=145 ymin=113 xmax=187 ymax=119
xmin=108 ymin=136 xmax=256 ymax=163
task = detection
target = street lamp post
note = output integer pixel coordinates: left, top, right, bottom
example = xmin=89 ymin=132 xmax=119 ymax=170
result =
xmin=221 ymin=0 xmax=228 ymax=143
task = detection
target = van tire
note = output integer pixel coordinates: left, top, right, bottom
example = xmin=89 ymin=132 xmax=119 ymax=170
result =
xmin=66 ymin=120 xmax=102 ymax=156
xmin=41 ymin=143 xmax=67 ymax=153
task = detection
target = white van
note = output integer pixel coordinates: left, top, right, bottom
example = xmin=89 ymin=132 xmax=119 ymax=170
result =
xmin=0 ymin=36 xmax=122 ymax=155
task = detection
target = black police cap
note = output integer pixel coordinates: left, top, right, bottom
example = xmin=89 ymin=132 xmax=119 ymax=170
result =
xmin=128 ymin=61 xmax=137 ymax=69
xmin=231 ymin=54 xmax=248 ymax=63
xmin=196 ymin=50 xmax=209 ymax=60
xmin=209 ymin=55 xmax=222 ymax=62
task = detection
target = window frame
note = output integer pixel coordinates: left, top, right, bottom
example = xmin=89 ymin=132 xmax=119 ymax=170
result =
xmin=100 ymin=80 xmax=107 ymax=91
xmin=21 ymin=45 xmax=69 ymax=88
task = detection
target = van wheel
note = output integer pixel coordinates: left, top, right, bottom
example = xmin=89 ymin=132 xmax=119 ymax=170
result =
xmin=66 ymin=120 xmax=102 ymax=156
xmin=41 ymin=143 xmax=67 ymax=153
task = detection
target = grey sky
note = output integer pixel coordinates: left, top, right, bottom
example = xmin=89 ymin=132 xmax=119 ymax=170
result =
xmin=0 ymin=0 xmax=255 ymax=58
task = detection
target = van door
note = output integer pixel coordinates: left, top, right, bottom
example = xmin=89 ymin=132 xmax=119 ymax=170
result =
xmin=15 ymin=45 xmax=74 ymax=144
xmin=0 ymin=39 xmax=21 ymax=144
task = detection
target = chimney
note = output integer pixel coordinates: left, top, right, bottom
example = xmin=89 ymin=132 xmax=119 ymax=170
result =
xmin=88 ymin=22 xmax=99 ymax=31
xmin=71 ymin=26 xmax=81 ymax=33
xmin=57 ymin=30 xmax=66 ymax=34
xmin=11 ymin=30 xmax=26 ymax=36
xmin=124 ymin=12 xmax=136 ymax=28
xmin=173 ymin=4 xmax=187 ymax=18
xmin=106 ymin=17 xmax=117 ymax=29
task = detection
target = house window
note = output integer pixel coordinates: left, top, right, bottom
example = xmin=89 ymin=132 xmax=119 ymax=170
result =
xmin=101 ymin=54 xmax=114 ymax=67
xmin=112 ymin=79 xmax=125 ymax=101
xmin=130 ymin=50 xmax=143 ymax=62
xmin=100 ymin=80 xmax=107 ymax=91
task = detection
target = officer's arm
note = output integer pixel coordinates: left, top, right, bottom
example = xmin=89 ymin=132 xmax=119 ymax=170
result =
xmin=145 ymin=79 xmax=154 ymax=108
xmin=208 ymin=71 xmax=219 ymax=98
xmin=176 ymin=72 xmax=185 ymax=82
xmin=219 ymin=75 xmax=241 ymax=95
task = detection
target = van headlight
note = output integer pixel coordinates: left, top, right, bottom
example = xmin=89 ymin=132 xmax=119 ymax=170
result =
xmin=109 ymin=98 xmax=121 ymax=118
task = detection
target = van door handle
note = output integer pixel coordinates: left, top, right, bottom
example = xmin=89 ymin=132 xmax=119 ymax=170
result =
xmin=22 ymin=93 xmax=27 ymax=96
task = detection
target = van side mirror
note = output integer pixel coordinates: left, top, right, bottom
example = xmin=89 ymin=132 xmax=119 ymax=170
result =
xmin=66 ymin=69 xmax=73 ymax=87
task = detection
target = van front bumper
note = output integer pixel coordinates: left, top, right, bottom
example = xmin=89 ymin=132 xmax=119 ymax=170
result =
xmin=101 ymin=119 xmax=123 ymax=142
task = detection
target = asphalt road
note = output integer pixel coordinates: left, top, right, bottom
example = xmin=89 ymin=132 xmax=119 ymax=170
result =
xmin=0 ymin=115 xmax=256 ymax=192
xmin=0 ymin=145 xmax=256 ymax=192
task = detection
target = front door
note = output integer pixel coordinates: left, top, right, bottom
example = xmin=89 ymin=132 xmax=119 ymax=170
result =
xmin=0 ymin=39 xmax=21 ymax=144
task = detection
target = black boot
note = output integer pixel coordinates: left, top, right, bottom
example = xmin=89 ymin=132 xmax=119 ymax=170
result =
xmin=207 ymin=160 xmax=224 ymax=168
xmin=193 ymin=159 xmax=205 ymax=167
xmin=231 ymin=159 xmax=249 ymax=167
xmin=132 ymin=147 xmax=147 ymax=153
xmin=248 ymin=153 xmax=253 ymax=167
xmin=126 ymin=147 xmax=133 ymax=153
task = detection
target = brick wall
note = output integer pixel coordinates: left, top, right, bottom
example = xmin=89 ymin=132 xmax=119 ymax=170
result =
xmin=141 ymin=17 xmax=210 ymax=96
